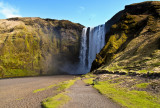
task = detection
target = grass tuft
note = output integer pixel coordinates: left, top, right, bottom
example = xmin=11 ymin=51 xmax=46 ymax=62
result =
xmin=135 ymin=83 xmax=150 ymax=88
xmin=33 ymin=84 xmax=56 ymax=93
xmin=42 ymin=79 xmax=76 ymax=108
xmin=56 ymin=80 xmax=76 ymax=92
xmin=81 ymin=73 xmax=96 ymax=78
xmin=42 ymin=92 xmax=70 ymax=108
xmin=83 ymin=78 xmax=94 ymax=85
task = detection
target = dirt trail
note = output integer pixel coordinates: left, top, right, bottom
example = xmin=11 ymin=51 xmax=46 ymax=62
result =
xmin=0 ymin=75 xmax=74 ymax=108
xmin=63 ymin=80 xmax=120 ymax=108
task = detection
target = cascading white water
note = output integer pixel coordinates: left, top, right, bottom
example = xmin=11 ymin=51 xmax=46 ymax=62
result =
xmin=79 ymin=28 xmax=87 ymax=69
xmin=79 ymin=24 xmax=106 ymax=74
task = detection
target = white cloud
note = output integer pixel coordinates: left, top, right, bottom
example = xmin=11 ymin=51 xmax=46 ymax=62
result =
xmin=0 ymin=2 xmax=21 ymax=18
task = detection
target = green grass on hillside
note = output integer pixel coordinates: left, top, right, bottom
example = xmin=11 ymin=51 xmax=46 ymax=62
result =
xmin=84 ymin=78 xmax=160 ymax=108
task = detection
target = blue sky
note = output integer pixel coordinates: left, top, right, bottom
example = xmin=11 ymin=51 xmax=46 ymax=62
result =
xmin=0 ymin=0 xmax=157 ymax=27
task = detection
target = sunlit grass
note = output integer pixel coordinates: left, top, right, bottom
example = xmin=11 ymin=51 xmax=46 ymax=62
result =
xmin=33 ymin=84 xmax=56 ymax=93
xmin=135 ymin=83 xmax=150 ymax=88
xmin=42 ymin=79 xmax=77 ymax=108
xmin=84 ymin=78 xmax=160 ymax=108
xmin=33 ymin=77 xmax=79 ymax=93
xmin=56 ymin=80 xmax=76 ymax=91
xmin=4 ymin=69 xmax=38 ymax=78
xmin=83 ymin=78 xmax=94 ymax=84
xmin=42 ymin=92 xmax=70 ymax=108
xmin=81 ymin=73 xmax=96 ymax=78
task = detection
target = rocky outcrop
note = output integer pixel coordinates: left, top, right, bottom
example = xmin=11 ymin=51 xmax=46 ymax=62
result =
xmin=0 ymin=17 xmax=84 ymax=78
xmin=91 ymin=1 xmax=160 ymax=74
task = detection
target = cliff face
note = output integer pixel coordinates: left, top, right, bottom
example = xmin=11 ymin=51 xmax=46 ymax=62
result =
xmin=0 ymin=17 xmax=84 ymax=78
xmin=91 ymin=1 xmax=160 ymax=74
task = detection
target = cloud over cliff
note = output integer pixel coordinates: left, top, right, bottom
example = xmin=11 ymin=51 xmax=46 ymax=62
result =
xmin=0 ymin=1 xmax=21 ymax=18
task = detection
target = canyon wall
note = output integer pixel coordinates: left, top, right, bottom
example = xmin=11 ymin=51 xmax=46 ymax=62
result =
xmin=0 ymin=17 xmax=84 ymax=77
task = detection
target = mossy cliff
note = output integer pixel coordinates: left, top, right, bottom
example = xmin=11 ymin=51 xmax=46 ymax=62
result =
xmin=91 ymin=1 xmax=160 ymax=74
xmin=0 ymin=17 xmax=84 ymax=78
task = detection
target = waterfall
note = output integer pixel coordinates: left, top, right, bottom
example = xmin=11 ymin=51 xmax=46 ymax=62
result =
xmin=79 ymin=24 xmax=106 ymax=74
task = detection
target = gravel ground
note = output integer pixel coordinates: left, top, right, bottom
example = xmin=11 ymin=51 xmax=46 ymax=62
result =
xmin=63 ymin=80 xmax=120 ymax=108
xmin=0 ymin=75 xmax=74 ymax=108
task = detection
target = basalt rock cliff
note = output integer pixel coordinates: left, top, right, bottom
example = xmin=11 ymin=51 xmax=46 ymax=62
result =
xmin=91 ymin=1 xmax=160 ymax=74
xmin=0 ymin=17 xmax=83 ymax=78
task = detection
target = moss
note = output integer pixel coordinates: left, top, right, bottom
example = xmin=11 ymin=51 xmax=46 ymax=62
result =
xmin=42 ymin=92 xmax=70 ymax=108
xmin=111 ymin=24 xmax=118 ymax=29
xmin=4 ymin=69 xmax=38 ymax=78
xmin=152 ymin=62 xmax=160 ymax=67
xmin=137 ymin=70 xmax=148 ymax=73
xmin=107 ymin=65 xmax=126 ymax=72
xmin=120 ymin=23 xmax=129 ymax=30
xmin=83 ymin=78 xmax=94 ymax=85
xmin=106 ymin=32 xmax=127 ymax=54
xmin=125 ymin=15 xmax=135 ymax=20
xmin=42 ymin=79 xmax=76 ymax=108
xmin=33 ymin=84 xmax=56 ymax=93
xmin=34 ymin=78 xmax=78 ymax=94
xmin=84 ymin=78 xmax=160 ymax=108
xmin=0 ymin=65 xmax=5 ymax=78
xmin=81 ymin=73 xmax=96 ymax=78
xmin=56 ymin=80 xmax=76 ymax=92
xmin=135 ymin=83 xmax=150 ymax=88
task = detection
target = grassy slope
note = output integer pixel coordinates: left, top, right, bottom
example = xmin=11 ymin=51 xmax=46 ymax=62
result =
xmin=83 ymin=74 xmax=160 ymax=108
xmin=91 ymin=1 xmax=160 ymax=74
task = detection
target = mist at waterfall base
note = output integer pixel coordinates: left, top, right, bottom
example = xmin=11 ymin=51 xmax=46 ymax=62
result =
xmin=51 ymin=24 xmax=106 ymax=75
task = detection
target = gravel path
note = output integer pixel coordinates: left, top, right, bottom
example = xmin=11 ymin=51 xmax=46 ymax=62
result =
xmin=0 ymin=75 xmax=74 ymax=108
xmin=63 ymin=80 xmax=120 ymax=108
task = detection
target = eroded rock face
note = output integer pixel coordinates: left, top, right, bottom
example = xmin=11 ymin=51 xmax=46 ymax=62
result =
xmin=91 ymin=1 xmax=160 ymax=74
xmin=0 ymin=17 xmax=84 ymax=77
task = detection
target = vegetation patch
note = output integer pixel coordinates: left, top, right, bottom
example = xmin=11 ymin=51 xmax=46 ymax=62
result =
xmin=83 ymin=78 xmax=94 ymax=84
xmin=56 ymin=79 xmax=76 ymax=92
xmin=4 ymin=69 xmax=38 ymax=78
xmin=81 ymin=73 xmax=96 ymax=78
xmin=42 ymin=92 xmax=70 ymax=108
xmin=33 ymin=84 xmax=56 ymax=93
xmin=137 ymin=70 xmax=148 ymax=73
xmin=135 ymin=83 xmax=150 ymax=88
xmin=42 ymin=79 xmax=77 ymax=108
xmin=84 ymin=77 xmax=160 ymax=108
